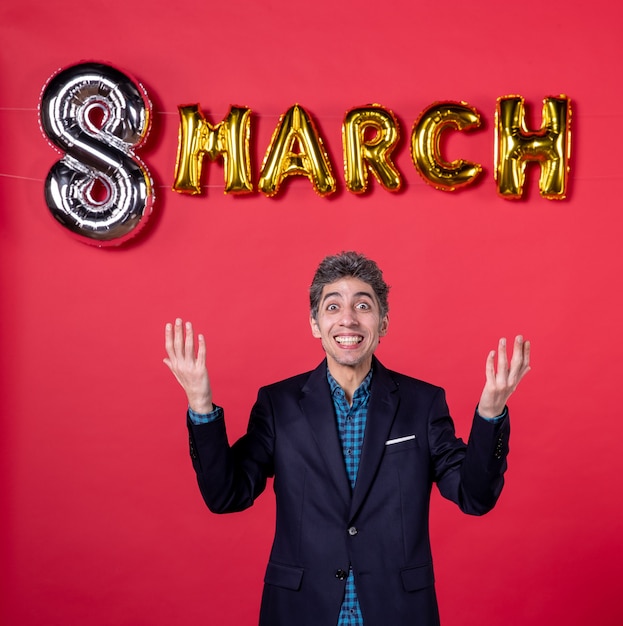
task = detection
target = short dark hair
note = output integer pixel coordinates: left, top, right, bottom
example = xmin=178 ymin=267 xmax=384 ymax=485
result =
xmin=309 ymin=251 xmax=390 ymax=320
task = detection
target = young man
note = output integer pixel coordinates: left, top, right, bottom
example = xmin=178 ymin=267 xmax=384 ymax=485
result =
xmin=163 ymin=251 xmax=530 ymax=626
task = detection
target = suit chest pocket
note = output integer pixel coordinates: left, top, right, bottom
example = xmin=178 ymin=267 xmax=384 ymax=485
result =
xmin=384 ymin=434 xmax=419 ymax=455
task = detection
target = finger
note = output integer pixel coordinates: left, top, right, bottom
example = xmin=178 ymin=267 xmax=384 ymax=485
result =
xmin=164 ymin=322 xmax=175 ymax=359
xmin=518 ymin=339 xmax=531 ymax=379
xmin=173 ymin=318 xmax=184 ymax=358
xmin=197 ymin=333 xmax=207 ymax=368
xmin=485 ymin=349 xmax=496 ymax=383
xmin=508 ymin=337 xmax=532 ymax=388
xmin=508 ymin=335 xmax=525 ymax=374
xmin=185 ymin=321 xmax=195 ymax=362
xmin=496 ymin=337 xmax=508 ymax=380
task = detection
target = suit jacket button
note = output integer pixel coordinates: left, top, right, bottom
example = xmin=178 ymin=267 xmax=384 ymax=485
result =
xmin=335 ymin=569 xmax=348 ymax=580
xmin=348 ymin=526 xmax=358 ymax=536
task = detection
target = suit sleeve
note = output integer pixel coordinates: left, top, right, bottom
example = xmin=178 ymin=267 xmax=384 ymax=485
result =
xmin=427 ymin=388 xmax=510 ymax=515
xmin=187 ymin=387 xmax=276 ymax=514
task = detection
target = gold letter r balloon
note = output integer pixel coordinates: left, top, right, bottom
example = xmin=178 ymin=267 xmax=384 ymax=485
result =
xmin=342 ymin=105 xmax=402 ymax=193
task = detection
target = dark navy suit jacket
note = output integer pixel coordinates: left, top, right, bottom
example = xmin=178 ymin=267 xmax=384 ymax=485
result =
xmin=187 ymin=357 xmax=510 ymax=626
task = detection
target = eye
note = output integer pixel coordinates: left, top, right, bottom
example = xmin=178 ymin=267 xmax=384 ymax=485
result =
xmin=356 ymin=302 xmax=370 ymax=310
xmin=326 ymin=303 xmax=339 ymax=311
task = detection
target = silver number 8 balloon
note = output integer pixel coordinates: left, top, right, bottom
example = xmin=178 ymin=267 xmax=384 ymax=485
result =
xmin=39 ymin=62 xmax=154 ymax=246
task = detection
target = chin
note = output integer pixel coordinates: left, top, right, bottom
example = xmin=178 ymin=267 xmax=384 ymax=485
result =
xmin=334 ymin=354 xmax=370 ymax=368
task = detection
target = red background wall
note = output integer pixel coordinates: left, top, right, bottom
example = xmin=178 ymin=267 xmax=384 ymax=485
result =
xmin=1 ymin=0 xmax=622 ymax=624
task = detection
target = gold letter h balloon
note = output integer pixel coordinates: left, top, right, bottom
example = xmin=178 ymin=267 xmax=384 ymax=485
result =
xmin=495 ymin=96 xmax=572 ymax=200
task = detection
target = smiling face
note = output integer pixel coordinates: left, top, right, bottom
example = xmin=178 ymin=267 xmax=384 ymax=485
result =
xmin=310 ymin=276 xmax=389 ymax=378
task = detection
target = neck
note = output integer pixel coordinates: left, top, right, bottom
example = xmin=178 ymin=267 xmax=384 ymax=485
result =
xmin=327 ymin=359 xmax=372 ymax=404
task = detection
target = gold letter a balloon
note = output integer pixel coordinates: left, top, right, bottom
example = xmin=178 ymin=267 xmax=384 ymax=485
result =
xmin=258 ymin=104 xmax=336 ymax=197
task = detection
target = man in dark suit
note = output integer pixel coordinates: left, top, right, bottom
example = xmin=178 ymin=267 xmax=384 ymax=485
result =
xmin=163 ymin=251 xmax=531 ymax=626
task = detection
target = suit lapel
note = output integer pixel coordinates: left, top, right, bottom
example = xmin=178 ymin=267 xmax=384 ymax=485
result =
xmin=299 ymin=361 xmax=351 ymax=508
xmin=350 ymin=358 xmax=400 ymax=519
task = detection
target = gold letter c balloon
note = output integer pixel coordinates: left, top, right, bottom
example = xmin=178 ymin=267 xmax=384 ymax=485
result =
xmin=411 ymin=101 xmax=483 ymax=192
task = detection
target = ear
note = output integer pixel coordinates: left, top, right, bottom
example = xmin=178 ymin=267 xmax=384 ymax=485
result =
xmin=379 ymin=314 xmax=389 ymax=337
xmin=310 ymin=314 xmax=322 ymax=338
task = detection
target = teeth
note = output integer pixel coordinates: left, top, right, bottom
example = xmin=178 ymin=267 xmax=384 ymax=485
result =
xmin=335 ymin=336 xmax=362 ymax=345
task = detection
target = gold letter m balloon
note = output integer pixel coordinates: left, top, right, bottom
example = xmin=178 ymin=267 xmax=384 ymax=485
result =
xmin=173 ymin=105 xmax=253 ymax=195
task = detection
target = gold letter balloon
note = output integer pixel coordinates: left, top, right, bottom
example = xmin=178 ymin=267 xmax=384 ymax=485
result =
xmin=39 ymin=62 xmax=154 ymax=246
xmin=342 ymin=105 xmax=402 ymax=193
xmin=495 ymin=95 xmax=572 ymax=199
xmin=258 ymin=105 xmax=336 ymax=197
xmin=173 ymin=105 xmax=253 ymax=195
xmin=411 ymin=101 xmax=483 ymax=192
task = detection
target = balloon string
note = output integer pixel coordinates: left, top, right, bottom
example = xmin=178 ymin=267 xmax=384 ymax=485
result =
xmin=0 ymin=104 xmax=619 ymax=120
xmin=0 ymin=173 xmax=251 ymax=189
xmin=2 ymin=172 xmax=621 ymax=187
xmin=18 ymin=103 xmax=574 ymax=120
xmin=0 ymin=172 xmax=43 ymax=182
xmin=0 ymin=106 xmax=619 ymax=186
xmin=0 ymin=106 xmax=342 ymax=119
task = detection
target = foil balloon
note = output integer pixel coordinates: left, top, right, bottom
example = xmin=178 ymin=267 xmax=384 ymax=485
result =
xmin=495 ymin=95 xmax=571 ymax=199
xmin=39 ymin=61 xmax=154 ymax=246
xmin=411 ymin=102 xmax=482 ymax=191
xmin=173 ymin=105 xmax=253 ymax=195
xmin=258 ymin=104 xmax=336 ymax=197
xmin=342 ymin=105 xmax=402 ymax=193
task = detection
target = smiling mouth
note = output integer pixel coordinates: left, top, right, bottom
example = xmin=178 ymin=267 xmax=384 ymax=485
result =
xmin=335 ymin=336 xmax=363 ymax=345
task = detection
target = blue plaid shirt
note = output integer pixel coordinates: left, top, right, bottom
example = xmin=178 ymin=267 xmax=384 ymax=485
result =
xmin=327 ymin=367 xmax=372 ymax=626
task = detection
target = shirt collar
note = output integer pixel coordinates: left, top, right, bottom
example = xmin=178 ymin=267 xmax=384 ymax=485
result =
xmin=326 ymin=365 xmax=373 ymax=400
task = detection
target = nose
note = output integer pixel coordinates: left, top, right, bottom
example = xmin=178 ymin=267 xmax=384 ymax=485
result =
xmin=339 ymin=309 xmax=358 ymax=326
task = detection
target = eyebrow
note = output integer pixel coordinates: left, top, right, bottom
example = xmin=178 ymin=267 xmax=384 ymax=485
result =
xmin=321 ymin=290 xmax=376 ymax=303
